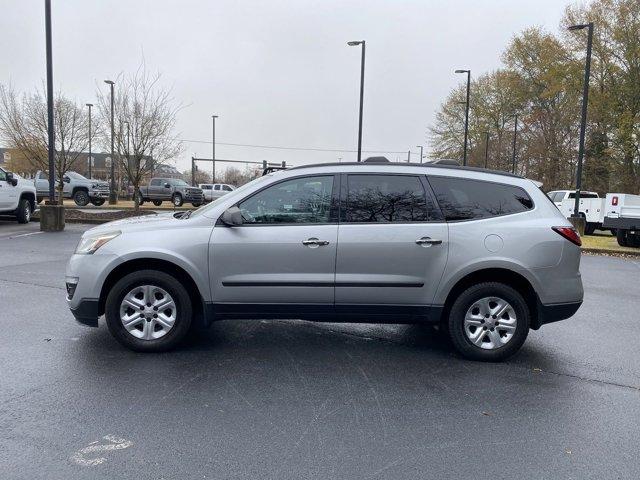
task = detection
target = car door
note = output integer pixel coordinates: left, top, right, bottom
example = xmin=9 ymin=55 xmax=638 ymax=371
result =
xmin=209 ymin=174 xmax=339 ymax=315
xmin=335 ymin=173 xmax=448 ymax=316
xmin=0 ymin=169 xmax=11 ymax=209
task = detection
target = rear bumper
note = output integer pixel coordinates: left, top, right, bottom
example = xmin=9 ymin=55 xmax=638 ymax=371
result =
xmin=603 ymin=216 xmax=640 ymax=230
xmin=532 ymin=300 xmax=582 ymax=329
xmin=70 ymin=298 xmax=100 ymax=327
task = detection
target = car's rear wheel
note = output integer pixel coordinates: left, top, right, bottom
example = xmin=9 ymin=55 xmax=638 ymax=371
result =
xmin=152 ymin=200 xmax=163 ymax=206
xmin=105 ymin=270 xmax=193 ymax=352
xmin=447 ymin=282 xmax=530 ymax=361
xmin=616 ymin=228 xmax=628 ymax=247
xmin=90 ymin=198 xmax=105 ymax=206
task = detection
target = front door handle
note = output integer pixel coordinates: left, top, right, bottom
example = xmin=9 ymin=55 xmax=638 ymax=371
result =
xmin=302 ymin=237 xmax=329 ymax=248
xmin=415 ymin=237 xmax=442 ymax=246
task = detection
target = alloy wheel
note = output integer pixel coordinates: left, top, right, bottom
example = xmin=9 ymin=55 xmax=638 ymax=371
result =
xmin=463 ymin=296 xmax=517 ymax=350
xmin=119 ymin=285 xmax=177 ymax=340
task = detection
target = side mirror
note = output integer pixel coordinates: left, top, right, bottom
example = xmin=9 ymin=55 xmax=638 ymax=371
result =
xmin=220 ymin=206 xmax=243 ymax=226
xmin=164 ymin=183 xmax=171 ymax=188
xmin=6 ymin=172 xmax=17 ymax=187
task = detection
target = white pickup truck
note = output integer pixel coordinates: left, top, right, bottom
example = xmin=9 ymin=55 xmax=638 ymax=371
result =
xmin=34 ymin=170 xmax=110 ymax=206
xmin=198 ymin=183 xmax=235 ymax=202
xmin=548 ymin=190 xmax=605 ymax=235
xmin=0 ymin=167 xmax=36 ymax=223
xmin=603 ymin=193 xmax=640 ymax=247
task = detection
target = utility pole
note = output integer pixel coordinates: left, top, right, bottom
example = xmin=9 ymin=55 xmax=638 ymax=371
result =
xmin=212 ymin=115 xmax=218 ymax=182
xmin=416 ymin=145 xmax=424 ymax=164
xmin=484 ymin=132 xmax=490 ymax=169
xmin=568 ymin=22 xmax=594 ymax=219
xmin=455 ymin=69 xmax=471 ymax=166
xmin=348 ymin=40 xmax=366 ymax=161
xmin=104 ymin=79 xmax=116 ymax=204
xmin=407 ymin=150 xmax=411 ymax=163
xmin=45 ymin=0 xmax=55 ymax=203
xmin=86 ymin=103 xmax=93 ymax=178
xmin=511 ymin=114 xmax=518 ymax=174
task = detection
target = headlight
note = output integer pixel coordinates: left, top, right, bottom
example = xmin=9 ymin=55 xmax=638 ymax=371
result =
xmin=75 ymin=231 xmax=121 ymax=255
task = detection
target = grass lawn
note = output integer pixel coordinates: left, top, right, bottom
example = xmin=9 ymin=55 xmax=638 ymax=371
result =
xmin=581 ymin=231 xmax=640 ymax=254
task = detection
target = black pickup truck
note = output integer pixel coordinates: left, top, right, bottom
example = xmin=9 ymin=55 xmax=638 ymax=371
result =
xmin=137 ymin=178 xmax=204 ymax=207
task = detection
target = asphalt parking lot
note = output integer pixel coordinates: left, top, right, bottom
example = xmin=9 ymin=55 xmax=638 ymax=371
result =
xmin=1 ymin=220 xmax=639 ymax=479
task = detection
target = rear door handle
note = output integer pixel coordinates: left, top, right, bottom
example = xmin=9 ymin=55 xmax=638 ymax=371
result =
xmin=415 ymin=237 xmax=442 ymax=246
xmin=302 ymin=237 xmax=329 ymax=247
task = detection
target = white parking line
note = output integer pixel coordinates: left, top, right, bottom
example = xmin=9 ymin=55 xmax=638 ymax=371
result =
xmin=69 ymin=435 xmax=133 ymax=467
xmin=10 ymin=231 xmax=44 ymax=239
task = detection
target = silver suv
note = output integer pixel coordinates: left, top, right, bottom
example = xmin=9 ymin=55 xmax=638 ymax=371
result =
xmin=66 ymin=163 xmax=583 ymax=361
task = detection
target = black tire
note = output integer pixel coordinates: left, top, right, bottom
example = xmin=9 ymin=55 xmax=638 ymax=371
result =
xmin=447 ymin=282 xmax=530 ymax=362
xmin=172 ymin=193 xmax=183 ymax=207
xmin=584 ymin=223 xmax=596 ymax=235
xmin=16 ymin=198 xmax=31 ymax=224
xmin=73 ymin=189 xmax=90 ymax=206
xmin=90 ymin=198 xmax=105 ymax=206
xmin=616 ymin=228 xmax=628 ymax=247
xmin=192 ymin=202 xmax=201 ymax=207
xmin=105 ymin=270 xmax=193 ymax=352
xmin=152 ymin=200 xmax=163 ymax=206
xmin=628 ymin=233 xmax=640 ymax=248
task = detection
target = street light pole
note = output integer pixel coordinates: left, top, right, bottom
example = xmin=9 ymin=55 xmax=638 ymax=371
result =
xmin=483 ymin=131 xmax=490 ymax=169
xmin=568 ymin=22 xmax=594 ymax=218
xmin=348 ymin=40 xmax=365 ymax=162
xmin=212 ymin=115 xmax=218 ymax=183
xmin=455 ymin=69 xmax=471 ymax=166
xmin=124 ymin=120 xmax=130 ymax=189
xmin=45 ymin=0 xmax=55 ymax=203
xmin=86 ymin=103 xmax=93 ymax=178
xmin=511 ymin=114 xmax=518 ymax=174
xmin=104 ymin=80 xmax=116 ymax=204
xmin=416 ymin=145 xmax=424 ymax=164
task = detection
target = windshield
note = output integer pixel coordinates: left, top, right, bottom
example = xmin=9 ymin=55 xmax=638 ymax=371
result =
xmin=189 ymin=174 xmax=274 ymax=218
xmin=67 ymin=171 xmax=88 ymax=180
xmin=170 ymin=179 xmax=189 ymax=186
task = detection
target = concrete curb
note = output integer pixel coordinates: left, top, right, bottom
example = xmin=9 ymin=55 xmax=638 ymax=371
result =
xmin=581 ymin=247 xmax=640 ymax=257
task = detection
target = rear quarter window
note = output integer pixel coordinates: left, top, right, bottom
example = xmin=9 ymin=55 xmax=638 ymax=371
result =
xmin=428 ymin=176 xmax=534 ymax=221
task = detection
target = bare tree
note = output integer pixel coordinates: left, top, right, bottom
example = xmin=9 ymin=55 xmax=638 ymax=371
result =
xmin=0 ymin=83 xmax=88 ymax=203
xmin=96 ymin=68 xmax=183 ymax=211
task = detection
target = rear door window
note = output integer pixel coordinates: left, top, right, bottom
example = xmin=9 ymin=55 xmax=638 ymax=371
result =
xmin=345 ymin=174 xmax=439 ymax=223
xmin=428 ymin=176 xmax=534 ymax=221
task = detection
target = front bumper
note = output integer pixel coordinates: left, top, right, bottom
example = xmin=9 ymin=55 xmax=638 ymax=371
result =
xmin=70 ymin=299 xmax=100 ymax=327
xmin=66 ymin=252 xmax=119 ymax=327
xmin=90 ymin=189 xmax=110 ymax=199
xmin=184 ymin=193 xmax=205 ymax=203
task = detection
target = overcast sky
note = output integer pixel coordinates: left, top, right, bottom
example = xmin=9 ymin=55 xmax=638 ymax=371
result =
xmin=1 ymin=0 xmax=571 ymax=173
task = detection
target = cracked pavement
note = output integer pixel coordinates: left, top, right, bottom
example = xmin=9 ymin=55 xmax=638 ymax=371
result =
xmin=0 ymin=220 xmax=639 ymax=479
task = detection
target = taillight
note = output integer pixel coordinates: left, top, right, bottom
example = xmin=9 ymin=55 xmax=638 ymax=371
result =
xmin=552 ymin=226 xmax=582 ymax=246
xmin=612 ymin=196 xmax=618 ymax=206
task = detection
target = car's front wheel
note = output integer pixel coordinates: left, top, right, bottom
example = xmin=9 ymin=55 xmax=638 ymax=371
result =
xmin=105 ymin=270 xmax=193 ymax=352
xmin=73 ymin=190 xmax=90 ymax=206
xmin=447 ymin=282 xmax=530 ymax=361
xmin=172 ymin=193 xmax=183 ymax=207
xmin=16 ymin=198 xmax=31 ymax=224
